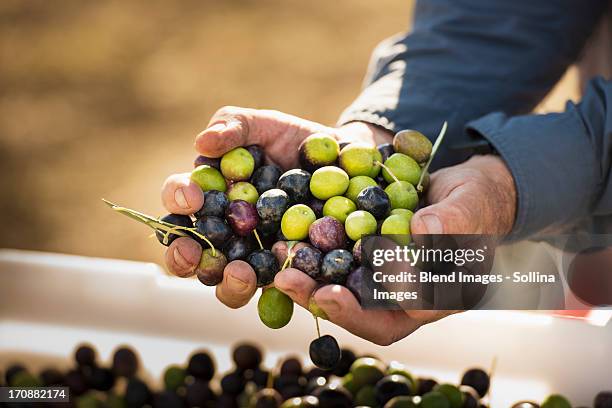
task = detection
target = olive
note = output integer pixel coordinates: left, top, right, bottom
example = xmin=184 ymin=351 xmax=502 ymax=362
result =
xmin=541 ymin=395 xmax=572 ymax=408
xmin=156 ymin=214 xmax=193 ymax=246
xmin=250 ymin=367 xmax=271 ymax=388
xmin=421 ymin=391 xmax=451 ymax=408
xmin=595 ymin=392 xmax=612 ymax=408
xmin=417 ymin=378 xmax=438 ymax=396
xmin=124 ymin=378 xmax=151 ymax=408
xmin=308 ymin=216 xmax=347 ymax=253
xmin=298 ymin=133 xmax=340 ymax=172
xmin=315 ymin=384 xmax=353 ymax=408
xmin=232 ymin=343 xmax=263 ymax=371
xmin=308 ymin=197 xmax=326 ymax=218
xmin=433 ymin=384 xmax=464 ymax=408
xmin=223 ymin=236 xmax=255 ymax=262
xmin=87 ymin=366 xmax=115 ymax=391
xmin=332 ymin=348 xmax=357 ymax=377
xmin=461 ymin=368 xmax=490 ymax=398
xmin=460 ymin=385 xmax=480 ymax=408
xmin=196 ymin=248 xmax=228 ymax=286
xmin=257 ymin=189 xmax=291 ymax=223
xmin=246 ymin=144 xmax=265 ymax=169
xmin=5 ymin=364 xmax=26 ymax=385
xmin=112 ymin=346 xmax=139 ymax=378
xmin=254 ymin=388 xmax=283 ymax=408
xmin=75 ymin=344 xmax=97 ymax=367
xmin=40 ymin=368 xmax=64 ymax=386
xmin=375 ymin=375 xmax=413 ymax=406
xmin=378 ymin=143 xmax=396 ymax=162
xmin=163 ymin=365 xmax=186 ymax=391
xmin=306 ymin=367 xmax=331 ymax=380
xmin=195 ymin=216 xmax=233 ymax=248
xmin=226 ymin=200 xmax=259 ymax=236
xmin=221 ymin=147 xmax=255 ymax=181
xmin=280 ymin=357 xmax=303 ymax=377
xmin=393 ymin=129 xmax=432 ymax=164
xmin=350 ymin=357 xmax=385 ymax=387
xmin=221 ymin=371 xmax=246 ymax=395
xmin=247 ymin=249 xmax=280 ymax=287
xmin=281 ymin=396 xmax=320 ymax=408
xmin=194 ymin=155 xmax=221 ymax=169
xmin=251 ymin=165 xmax=283 ymax=194
xmin=321 ymin=249 xmax=353 ymax=284
xmin=195 ymin=190 xmax=230 ymax=219
xmin=292 ymin=246 xmax=323 ymax=280
xmin=309 ymin=335 xmax=341 ymax=370
xmin=258 ymin=287 xmax=294 ymax=329
xmin=306 ymin=376 xmax=328 ymax=393
xmin=187 ymin=351 xmax=215 ymax=381
xmin=152 ymin=390 xmax=184 ymax=408
xmin=64 ymin=369 xmax=88 ymax=395
xmin=185 ymin=379 xmax=216 ymax=407
xmin=385 ymin=396 xmax=419 ymax=408
xmin=356 ymin=185 xmax=391 ymax=219
xmin=277 ymin=169 xmax=312 ymax=204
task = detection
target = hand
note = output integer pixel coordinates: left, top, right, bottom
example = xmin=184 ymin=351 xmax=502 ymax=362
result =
xmin=160 ymin=106 xmax=390 ymax=308
xmin=275 ymin=154 xmax=517 ymax=345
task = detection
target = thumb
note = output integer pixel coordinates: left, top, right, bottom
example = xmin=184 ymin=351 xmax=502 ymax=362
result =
xmin=194 ymin=106 xmax=252 ymax=158
xmin=411 ymin=187 xmax=480 ymax=235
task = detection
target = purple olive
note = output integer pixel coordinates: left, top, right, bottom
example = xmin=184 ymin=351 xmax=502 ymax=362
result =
xmin=196 ymin=248 xmax=228 ymax=286
xmin=245 ymin=144 xmax=265 ymax=170
xmin=308 ymin=198 xmax=325 ymax=218
xmin=345 ymin=265 xmax=372 ymax=303
xmin=292 ymin=246 xmax=323 ymax=279
xmin=194 ymin=155 xmax=221 ymax=169
xmin=226 ymin=200 xmax=259 ymax=236
xmin=308 ymin=216 xmax=346 ymax=253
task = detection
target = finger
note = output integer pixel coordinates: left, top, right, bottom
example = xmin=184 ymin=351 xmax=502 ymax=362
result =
xmin=215 ymin=260 xmax=258 ymax=309
xmin=313 ymin=285 xmax=422 ymax=346
xmin=274 ymin=268 xmax=318 ymax=308
xmin=411 ymin=184 xmax=481 ymax=234
xmin=161 ymin=173 xmax=204 ymax=215
xmin=164 ymin=237 xmax=201 ymax=278
xmin=195 ymin=107 xmax=251 ymax=158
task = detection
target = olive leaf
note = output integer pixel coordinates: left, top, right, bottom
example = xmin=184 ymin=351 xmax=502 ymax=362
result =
xmin=417 ymin=121 xmax=448 ymax=193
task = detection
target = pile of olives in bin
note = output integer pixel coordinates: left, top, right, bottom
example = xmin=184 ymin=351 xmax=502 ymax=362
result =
xmin=6 ymin=342 xmax=609 ymax=408
xmin=107 ymin=129 xmax=441 ymax=370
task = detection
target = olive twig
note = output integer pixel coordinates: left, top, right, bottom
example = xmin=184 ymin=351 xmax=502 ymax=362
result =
xmin=487 ymin=355 xmax=498 ymax=398
xmin=314 ymin=315 xmax=321 ymax=338
xmin=417 ymin=121 xmax=448 ymax=192
xmin=252 ymin=229 xmax=264 ymax=251
xmin=103 ymin=198 xmax=217 ymax=256
xmin=374 ymin=161 xmax=401 ymax=185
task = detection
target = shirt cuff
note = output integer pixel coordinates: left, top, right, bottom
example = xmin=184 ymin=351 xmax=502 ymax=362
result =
xmin=465 ymin=108 xmax=596 ymax=240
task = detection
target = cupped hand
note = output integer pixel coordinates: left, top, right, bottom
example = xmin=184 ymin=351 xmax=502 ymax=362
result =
xmin=160 ymin=106 xmax=389 ymax=309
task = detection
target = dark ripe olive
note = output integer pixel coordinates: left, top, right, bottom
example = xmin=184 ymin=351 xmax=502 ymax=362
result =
xmin=187 ymin=351 xmax=215 ymax=380
xmin=196 ymin=248 xmax=228 ymax=286
xmin=308 ymin=216 xmax=346 ymax=253
xmin=595 ymin=392 xmax=612 ymax=408
xmin=338 ymin=142 xmax=350 ymax=150
xmin=221 ymin=371 xmax=246 ymax=395
xmin=195 ymin=216 xmax=233 ymax=248
xmin=5 ymin=364 xmax=26 ymax=385
xmin=232 ymin=343 xmax=263 ymax=371
xmin=352 ymin=239 xmax=362 ymax=264
xmin=345 ymin=265 xmax=372 ymax=304
xmin=64 ymin=369 xmax=89 ymax=395
xmin=125 ymin=377 xmax=151 ymax=407
xmin=308 ymin=197 xmax=325 ymax=218
xmin=217 ymin=394 xmax=239 ymax=408
xmin=309 ymin=335 xmax=341 ymax=370
xmin=280 ymin=357 xmax=303 ymax=377
xmin=417 ymin=378 xmax=438 ymax=396
xmin=251 ymin=165 xmax=283 ymax=194
xmin=87 ymin=366 xmax=115 ymax=391
xmin=224 ymin=236 xmax=255 ymax=262
xmin=257 ymin=189 xmax=290 ymax=223
xmin=247 ymin=249 xmax=280 ymax=287
xmin=195 ymin=190 xmax=230 ymax=219
xmin=306 ymin=367 xmax=331 ymax=380
xmin=112 ymin=347 xmax=139 ymax=378
xmin=306 ymin=376 xmax=328 ymax=393
xmin=321 ymin=249 xmax=353 ymax=284
xmin=257 ymin=219 xmax=281 ymax=237
xmin=332 ymin=348 xmax=356 ymax=377
xmin=75 ymin=344 xmax=97 ymax=367
xmin=375 ymin=375 xmax=412 ymax=406
xmin=315 ymin=384 xmax=353 ymax=408
xmin=377 ymin=143 xmax=395 ymax=162
xmin=460 ymin=385 xmax=480 ymax=408
xmin=185 ymin=379 xmax=216 ymax=407
xmin=277 ymin=169 xmax=312 ymax=204
xmin=40 ymin=368 xmax=64 ymax=386
xmin=283 ymin=396 xmax=320 ymax=408
xmin=152 ymin=390 xmax=184 ymax=408
xmin=246 ymin=144 xmax=265 ymax=169
xmin=250 ymin=367 xmax=271 ymax=388
xmin=356 ymin=186 xmax=391 ymax=220
xmin=194 ymin=155 xmax=221 ymax=169
xmin=156 ymin=214 xmax=193 ymax=246
xmin=226 ymin=200 xmax=259 ymax=236
xmin=461 ymin=368 xmax=490 ymax=398
xmin=292 ymin=246 xmax=323 ymax=279
xmin=254 ymin=388 xmax=282 ymax=408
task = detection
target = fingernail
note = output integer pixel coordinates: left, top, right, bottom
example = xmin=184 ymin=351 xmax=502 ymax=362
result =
xmin=317 ymin=297 xmax=341 ymax=315
xmin=207 ymin=122 xmax=226 ymax=132
xmin=174 ymin=188 xmax=189 ymax=209
xmin=173 ymin=248 xmax=191 ymax=269
xmin=421 ymin=214 xmax=443 ymax=234
xmin=227 ymin=274 xmax=249 ymax=293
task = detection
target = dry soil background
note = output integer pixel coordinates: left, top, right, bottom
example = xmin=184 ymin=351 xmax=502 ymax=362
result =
xmin=0 ymin=1 xmax=577 ymax=267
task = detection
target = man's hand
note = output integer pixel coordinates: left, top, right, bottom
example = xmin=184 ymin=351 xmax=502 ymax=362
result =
xmin=160 ymin=106 xmax=388 ymax=309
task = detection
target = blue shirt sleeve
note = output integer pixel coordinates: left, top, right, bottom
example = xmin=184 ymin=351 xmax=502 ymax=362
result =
xmin=338 ymin=0 xmax=609 ymax=238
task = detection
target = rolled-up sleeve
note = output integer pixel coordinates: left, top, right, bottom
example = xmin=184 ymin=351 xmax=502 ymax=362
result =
xmin=467 ymin=78 xmax=612 ymax=239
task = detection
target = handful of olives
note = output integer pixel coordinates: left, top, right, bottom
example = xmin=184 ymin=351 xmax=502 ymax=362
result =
xmin=107 ymin=126 xmax=446 ymax=370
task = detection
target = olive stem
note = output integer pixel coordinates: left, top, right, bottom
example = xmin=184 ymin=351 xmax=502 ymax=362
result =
xmin=487 ymin=356 xmax=497 ymax=398
xmin=417 ymin=121 xmax=448 ymax=192
xmin=252 ymin=229 xmax=264 ymax=250
xmin=314 ymin=315 xmax=321 ymax=338
xmin=103 ymin=198 xmax=216 ymax=256
xmin=374 ymin=161 xmax=400 ymax=185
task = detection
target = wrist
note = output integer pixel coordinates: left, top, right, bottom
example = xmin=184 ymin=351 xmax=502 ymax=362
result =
xmin=334 ymin=121 xmax=393 ymax=146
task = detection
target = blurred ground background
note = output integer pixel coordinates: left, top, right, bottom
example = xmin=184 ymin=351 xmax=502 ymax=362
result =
xmin=0 ymin=0 xmax=578 ymax=266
